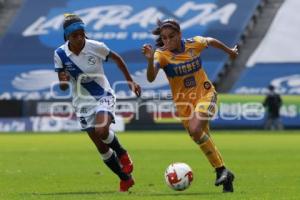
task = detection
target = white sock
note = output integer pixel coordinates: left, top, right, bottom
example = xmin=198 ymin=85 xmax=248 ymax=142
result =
xmin=100 ymin=148 xmax=113 ymax=160
xmin=102 ymin=129 xmax=114 ymax=144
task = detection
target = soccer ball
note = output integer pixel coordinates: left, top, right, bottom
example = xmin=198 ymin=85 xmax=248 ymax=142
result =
xmin=164 ymin=162 xmax=193 ymax=191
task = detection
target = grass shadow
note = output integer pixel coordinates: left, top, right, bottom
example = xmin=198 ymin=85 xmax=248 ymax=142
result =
xmin=141 ymin=192 xmax=223 ymax=197
xmin=30 ymin=191 xmax=117 ymax=196
xmin=27 ymin=190 xmax=223 ymax=197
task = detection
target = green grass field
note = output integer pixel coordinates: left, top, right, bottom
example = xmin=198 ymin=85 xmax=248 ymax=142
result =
xmin=1 ymin=130 xmax=300 ymax=200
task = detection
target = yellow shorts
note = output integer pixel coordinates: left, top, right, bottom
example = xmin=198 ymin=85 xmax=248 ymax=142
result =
xmin=194 ymin=92 xmax=218 ymax=117
xmin=181 ymin=92 xmax=217 ymax=132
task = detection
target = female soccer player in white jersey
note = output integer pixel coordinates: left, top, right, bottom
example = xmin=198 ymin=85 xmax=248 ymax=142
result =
xmin=54 ymin=14 xmax=141 ymax=192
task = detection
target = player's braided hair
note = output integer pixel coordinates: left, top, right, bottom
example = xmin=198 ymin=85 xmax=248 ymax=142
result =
xmin=152 ymin=19 xmax=181 ymax=47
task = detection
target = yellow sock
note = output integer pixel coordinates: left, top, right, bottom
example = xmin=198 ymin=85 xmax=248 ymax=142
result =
xmin=199 ymin=134 xmax=224 ymax=168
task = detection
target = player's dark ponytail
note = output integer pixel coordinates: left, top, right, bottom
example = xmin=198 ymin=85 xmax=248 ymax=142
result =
xmin=152 ymin=19 xmax=181 ymax=47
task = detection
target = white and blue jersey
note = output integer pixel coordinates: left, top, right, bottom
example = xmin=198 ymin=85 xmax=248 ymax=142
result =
xmin=54 ymin=39 xmax=116 ymax=122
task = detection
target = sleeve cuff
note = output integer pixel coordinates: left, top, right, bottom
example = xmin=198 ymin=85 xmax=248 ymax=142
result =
xmin=104 ymin=50 xmax=111 ymax=62
xmin=55 ymin=68 xmax=64 ymax=72
xmin=154 ymin=61 xmax=160 ymax=69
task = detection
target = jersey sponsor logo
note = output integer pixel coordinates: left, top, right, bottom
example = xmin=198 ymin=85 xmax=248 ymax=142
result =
xmin=168 ymin=56 xmax=202 ymax=77
xmin=65 ymin=63 xmax=76 ymax=71
xmin=184 ymin=76 xmax=196 ymax=88
xmin=64 ymin=62 xmax=72 ymax=66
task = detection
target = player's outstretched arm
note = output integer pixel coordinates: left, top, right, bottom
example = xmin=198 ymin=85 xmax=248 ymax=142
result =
xmin=206 ymin=37 xmax=238 ymax=59
xmin=109 ymin=51 xmax=141 ymax=97
xmin=141 ymin=44 xmax=159 ymax=82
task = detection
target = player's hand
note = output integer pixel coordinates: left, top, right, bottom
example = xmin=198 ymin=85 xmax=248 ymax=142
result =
xmin=128 ymin=81 xmax=141 ymax=97
xmin=229 ymin=45 xmax=238 ymax=59
xmin=59 ymin=71 xmax=70 ymax=82
xmin=58 ymin=71 xmax=70 ymax=91
xmin=142 ymin=44 xmax=154 ymax=60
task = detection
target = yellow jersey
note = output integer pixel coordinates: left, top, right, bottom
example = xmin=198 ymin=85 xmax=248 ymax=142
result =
xmin=154 ymin=36 xmax=216 ymax=119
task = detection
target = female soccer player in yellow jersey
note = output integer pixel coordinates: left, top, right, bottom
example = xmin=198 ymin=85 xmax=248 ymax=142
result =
xmin=142 ymin=19 xmax=238 ymax=193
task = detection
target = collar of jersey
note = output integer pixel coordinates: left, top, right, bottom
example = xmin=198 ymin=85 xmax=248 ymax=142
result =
xmin=64 ymin=40 xmax=88 ymax=56
xmin=170 ymin=39 xmax=185 ymax=55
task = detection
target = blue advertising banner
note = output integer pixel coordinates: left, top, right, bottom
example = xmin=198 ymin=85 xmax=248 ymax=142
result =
xmin=0 ymin=0 xmax=261 ymax=100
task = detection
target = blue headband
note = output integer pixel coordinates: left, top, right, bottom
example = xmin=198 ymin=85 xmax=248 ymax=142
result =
xmin=64 ymin=22 xmax=85 ymax=37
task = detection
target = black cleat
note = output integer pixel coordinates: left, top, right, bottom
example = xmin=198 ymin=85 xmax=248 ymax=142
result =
xmin=215 ymin=169 xmax=235 ymax=193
